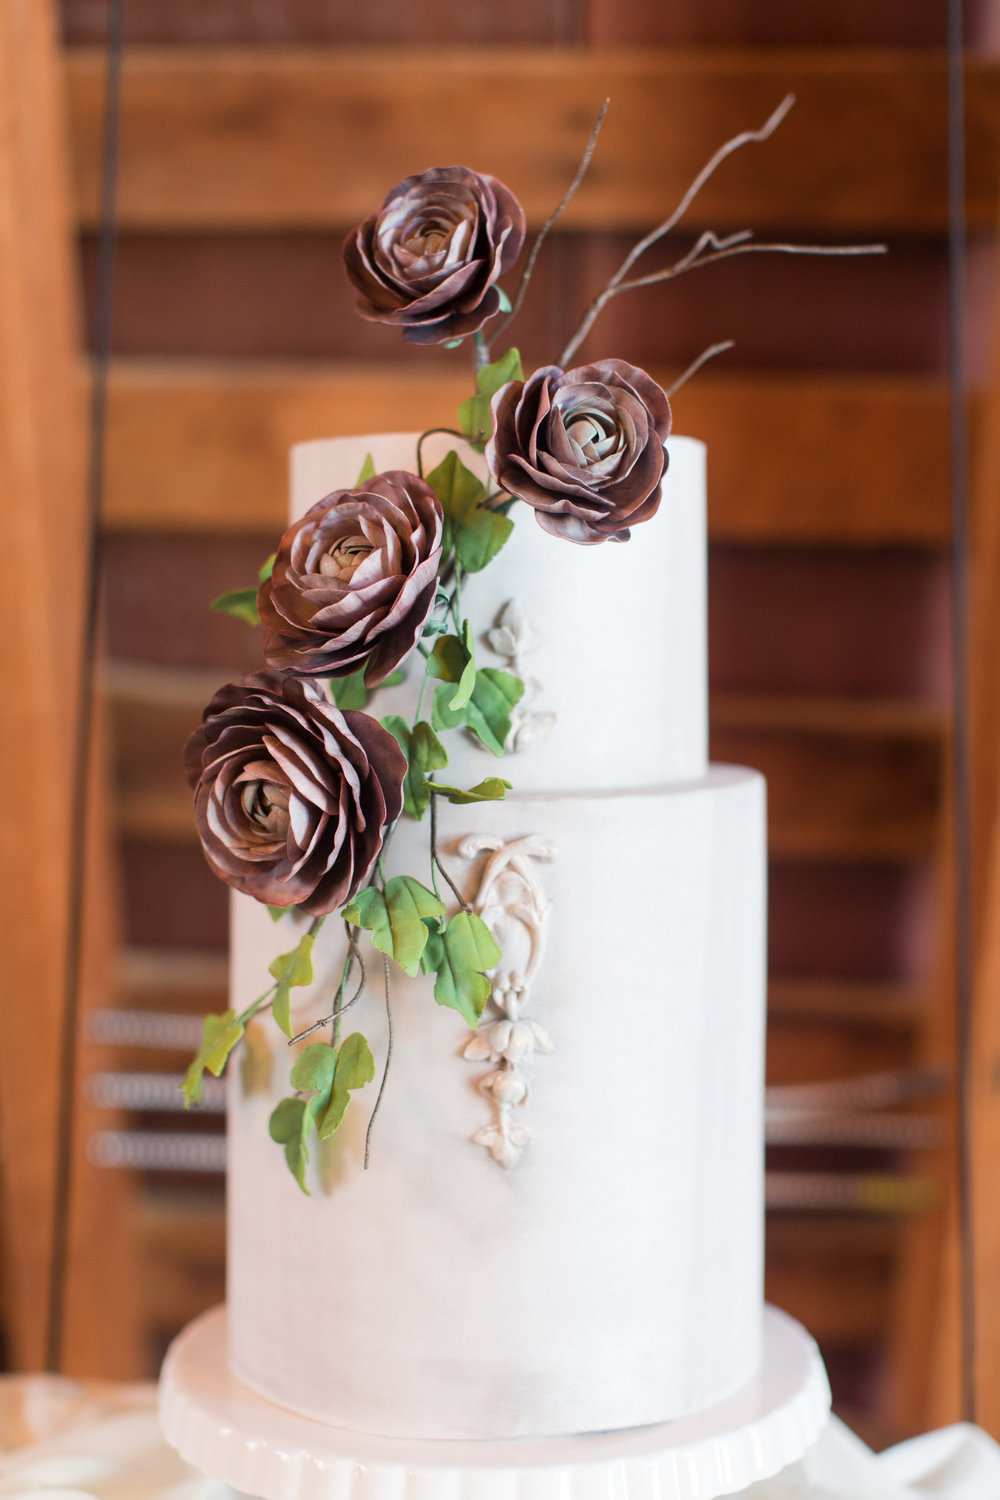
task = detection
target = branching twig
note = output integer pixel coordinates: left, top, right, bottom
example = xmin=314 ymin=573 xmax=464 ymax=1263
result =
xmin=364 ymin=956 xmax=394 ymax=1169
xmin=490 ymin=97 xmax=610 ymax=351
xmin=561 ymin=236 xmax=886 ymax=366
xmin=429 ymin=789 xmax=473 ymax=913
xmin=665 ymin=341 xmax=735 ymax=399
xmin=556 ymin=93 xmax=883 ymax=367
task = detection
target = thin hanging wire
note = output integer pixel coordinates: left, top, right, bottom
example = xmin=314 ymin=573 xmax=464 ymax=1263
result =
xmin=946 ymin=0 xmax=977 ymax=1426
xmin=46 ymin=0 xmax=127 ymax=1372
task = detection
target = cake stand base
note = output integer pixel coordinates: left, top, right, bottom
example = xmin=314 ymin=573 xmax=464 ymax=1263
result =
xmin=159 ymin=1305 xmax=830 ymax=1500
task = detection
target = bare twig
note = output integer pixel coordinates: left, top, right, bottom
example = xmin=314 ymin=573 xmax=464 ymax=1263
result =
xmin=364 ymin=956 xmax=394 ymax=1169
xmin=558 ymin=92 xmax=893 ymax=366
xmin=610 ymin=95 xmax=794 ymax=291
xmin=561 ymin=236 xmax=886 ymax=366
xmin=491 ymin=97 xmax=610 ymax=350
xmin=665 ymin=341 xmax=735 ymax=399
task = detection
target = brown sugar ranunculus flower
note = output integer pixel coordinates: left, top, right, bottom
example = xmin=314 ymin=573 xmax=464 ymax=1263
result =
xmin=485 ymin=359 xmax=672 ymax=545
xmin=184 ymin=672 xmax=405 ymax=916
xmin=259 ymin=470 xmax=443 ymax=687
xmin=343 ymin=166 xmax=525 ymax=345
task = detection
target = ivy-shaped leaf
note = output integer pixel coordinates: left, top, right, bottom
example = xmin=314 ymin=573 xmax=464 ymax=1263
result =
xmin=268 ymin=1096 xmax=311 ymax=1192
xmin=343 ymin=877 xmax=445 ymax=976
xmin=210 ymin=587 xmax=259 ymax=626
xmin=431 ymin=777 xmax=512 ymax=805
xmin=355 ymin=452 xmax=376 ymax=485
xmin=457 ymin=348 xmax=523 ymax=451
xmin=269 ymin=932 xmax=315 ymax=1037
xmin=455 ymin=507 xmax=513 ymax=575
xmin=289 ymin=1041 xmax=337 ymax=1095
xmin=426 ymin=620 xmax=476 ymax=710
xmin=381 ymin=716 xmax=448 ymax=820
xmin=181 ymin=1010 xmax=246 ymax=1106
xmin=317 ymin=1032 xmax=376 ymax=1138
xmin=421 ymin=912 xmax=502 ymax=1027
xmin=426 ymin=450 xmax=486 ymax=556
xmin=432 ymin=667 xmax=524 ymax=756
xmin=330 ymin=667 xmax=370 ymax=711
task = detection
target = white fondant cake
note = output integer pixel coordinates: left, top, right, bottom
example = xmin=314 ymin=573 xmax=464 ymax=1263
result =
xmin=225 ymin=433 xmax=767 ymax=1441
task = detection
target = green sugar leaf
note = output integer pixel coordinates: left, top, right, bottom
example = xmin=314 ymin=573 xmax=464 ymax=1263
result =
xmin=454 ymin=506 xmax=513 ymax=574
xmin=355 ymin=452 xmax=376 ymax=484
xmin=426 ymin=450 xmax=486 ymax=555
xmin=258 ymin=552 xmax=276 ymax=583
xmin=457 ymin=348 xmax=522 ymax=452
xmin=426 ymin=627 xmax=476 ymax=711
xmin=432 ymin=777 xmax=512 ymax=805
xmin=268 ymin=1095 xmax=311 ymax=1193
xmin=269 ymin=932 xmax=315 ymax=1038
xmin=181 ymin=1010 xmax=246 ymax=1107
xmin=317 ymin=1032 xmax=377 ymax=1138
xmin=330 ymin=667 xmax=371 ymax=711
xmin=289 ymin=1041 xmax=337 ymax=1095
xmin=432 ymin=667 xmax=524 ymax=756
xmin=344 ymin=877 xmax=445 ymax=976
xmin=422 ymin=912 xmax=501 ymax=1027
xmin=210 ymin=587 xmax=259 ymax=626
xmin=381 ymin=717 xmax=449 ymax=821
xmin=477 ymin=346 xmax=523 ymax=399
xmin=495 ymin=287 xmax=513 ymax=314
xmin=267 ymin=904 xmax=289 ymax=922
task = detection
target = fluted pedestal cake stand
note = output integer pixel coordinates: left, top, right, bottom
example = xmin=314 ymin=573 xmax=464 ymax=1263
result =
xmin=159 ymin=1305 xmax=830 ymax=1500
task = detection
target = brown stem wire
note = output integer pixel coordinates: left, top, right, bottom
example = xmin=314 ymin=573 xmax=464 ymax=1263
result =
xmin=491 ymin=97 xmax=610 ymax=348
xmin=429 ymin=790 xmax=473 ymax=912
xmin=364 ymin=956 xmax=394 ymax=1169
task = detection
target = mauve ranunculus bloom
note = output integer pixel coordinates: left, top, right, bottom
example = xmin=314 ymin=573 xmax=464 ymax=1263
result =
xmin=343 ymin=166 xmax=525 ymax=344
xmin=259 ymin=470 xmax=443 ymax=687
xmin=184 ymin=673 xmax=405 ymax=916
xmin=485 ymin=360 xmax=672 ymax=545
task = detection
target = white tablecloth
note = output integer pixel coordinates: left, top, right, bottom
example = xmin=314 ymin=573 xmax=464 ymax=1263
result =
xmin=0 ymin=1377 xmax=998 ymax=1500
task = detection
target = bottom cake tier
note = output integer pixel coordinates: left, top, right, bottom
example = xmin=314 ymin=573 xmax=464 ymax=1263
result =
xmin=227 ymin=766 xmax=766 ymax=1441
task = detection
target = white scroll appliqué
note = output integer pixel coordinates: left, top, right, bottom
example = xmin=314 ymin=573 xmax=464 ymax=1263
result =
xmin=485 ymin=600 xmax=556 ymax=753
xmin=457 ymin=833 xmax=557 ymax=1168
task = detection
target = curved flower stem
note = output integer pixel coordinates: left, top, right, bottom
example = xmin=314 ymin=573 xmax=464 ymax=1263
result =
xmin=364 ymin=955 xmax=394 ymax=1169
xmin=416 ymin=426 xmax=465 ymax=479
xmin=287 ymin=920 xmax=364 ymax=1047
xmin=429 ymin=789 xmax=473 ymax=913
xmin=665 ymin=340 xmax=735 ymax=399
xmin=491 ymin=97 xmax=610 ymax=350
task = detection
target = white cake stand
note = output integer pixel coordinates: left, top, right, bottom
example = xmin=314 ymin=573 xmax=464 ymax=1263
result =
xmin=159 ymin=1305 xmax=830 ymax=1500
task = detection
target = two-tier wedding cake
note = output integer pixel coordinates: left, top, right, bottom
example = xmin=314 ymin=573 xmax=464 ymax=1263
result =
xmin=224 ymin=430 xmax=766 ymax=1440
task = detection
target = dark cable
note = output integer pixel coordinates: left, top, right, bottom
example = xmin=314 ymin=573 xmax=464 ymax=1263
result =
xmin=46 ymin=0 xmax=126 ymax=1371
xmin=946 ymin=0 xmax=977 ymax=1426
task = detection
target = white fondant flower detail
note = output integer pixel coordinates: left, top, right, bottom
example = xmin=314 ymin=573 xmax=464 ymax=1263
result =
xmin=479 ymin=1067 xmax=530 ymax=1106
xmin=473 ymin=1119 xmax=530 ymax=1170
xmin=463 ymin=1018 xmax=554 ymax=1065
xmin=487 ymin=600 xmax=540 ymax=662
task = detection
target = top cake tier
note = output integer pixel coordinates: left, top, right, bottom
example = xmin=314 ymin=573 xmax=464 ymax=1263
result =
xmin=290 ymin=431 xmax=707 ymax=793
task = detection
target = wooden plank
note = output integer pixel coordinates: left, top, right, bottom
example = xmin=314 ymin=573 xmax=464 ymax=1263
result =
xmin=765 ymin=1216 xmax=899 ymax=1344
xmin=64 ymin=48 xmax=1000 ymax=234
xmin=135 ymin=1193 xmax=225 ymax=1333
xmin=0 ymin=0 xmax=139 ymax=1377
xmin=102 ymin=361 xmax=953 ymax=545
xmin=768 ymin=977 xmax=925 ymax=1029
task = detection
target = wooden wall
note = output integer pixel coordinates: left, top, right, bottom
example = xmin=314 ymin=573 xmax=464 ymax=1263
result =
xmin=18 ymin=0 xmax=994 ymax=1432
